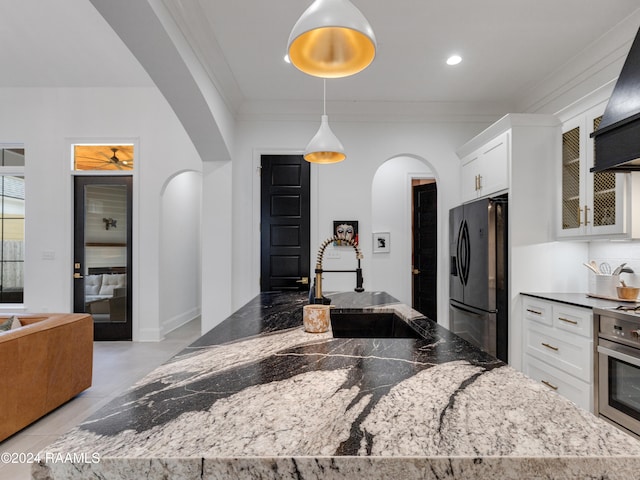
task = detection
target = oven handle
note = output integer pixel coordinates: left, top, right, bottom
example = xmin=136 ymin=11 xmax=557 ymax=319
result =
xmin=597 ymin=345 xmax=640 ymax=368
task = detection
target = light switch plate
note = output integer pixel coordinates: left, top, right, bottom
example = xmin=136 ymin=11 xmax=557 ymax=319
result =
xmin=325 ymin=250 xmax=341 ymax=260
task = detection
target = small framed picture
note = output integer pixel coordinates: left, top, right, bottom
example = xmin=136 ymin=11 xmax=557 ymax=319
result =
xmin=373 ymin=232 xmax=390 ymax=253
xmin=333 ymin=221 xmax=358 ymax=246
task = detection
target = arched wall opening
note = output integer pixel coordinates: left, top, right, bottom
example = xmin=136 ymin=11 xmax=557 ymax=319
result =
xmin=159 ymin=170 xmax=202 ymax=336
xmin=371 ymin=154 xmax=441 ymax=321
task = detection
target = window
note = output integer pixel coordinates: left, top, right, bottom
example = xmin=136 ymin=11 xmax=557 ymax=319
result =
xmin=73 ymin=145 xmax=134 ymax=171
xmin=0 ymin=148 xmax=25 ymax=304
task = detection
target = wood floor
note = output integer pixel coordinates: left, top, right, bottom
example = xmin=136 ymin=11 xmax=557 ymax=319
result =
xmin=0 ymin=318 xmax=201 ymax=480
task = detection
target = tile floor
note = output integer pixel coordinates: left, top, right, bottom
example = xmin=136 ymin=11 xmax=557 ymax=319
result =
xmin=0 ymin=318 xmax=202 ymax=480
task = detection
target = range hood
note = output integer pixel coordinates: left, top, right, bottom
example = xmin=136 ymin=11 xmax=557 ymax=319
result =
xmin=591 ymin=26 xmax=640 ymax=173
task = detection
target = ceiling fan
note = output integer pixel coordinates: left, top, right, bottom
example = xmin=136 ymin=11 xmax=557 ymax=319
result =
xmin=75 ymin=147 xmax=133 ymax=170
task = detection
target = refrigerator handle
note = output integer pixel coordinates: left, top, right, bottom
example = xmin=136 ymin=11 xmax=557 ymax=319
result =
xmin=456 ymin=222 xmax=463 ymax=282
xmin=457 ymin=220 xmax=470 ymax=286
xmin=450 ymin=302 xmax=483 ymax=317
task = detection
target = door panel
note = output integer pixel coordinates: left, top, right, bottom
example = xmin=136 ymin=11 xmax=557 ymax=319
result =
xmin=450 ymin=300 xmax=497 ymax=358
xmin=260 ymin=155 xmax=310 ymax=291
xmin=463 ymin=198 xmax=492 ymax=310
xmin=74 ymin=176 xmax=132 ymax=340
xmin=449 ymin=203 xmax=464 ymax=304
xmin=412 ymin=182 xmax=437 ymax=320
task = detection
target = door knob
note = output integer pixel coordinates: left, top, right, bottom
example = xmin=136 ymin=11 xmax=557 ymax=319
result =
xmin=73 ymin=273 xmax=84 ymax=279
xmin=412 ymin=269 xmax=420 ymax=275
xmin=296 ymin=277 xmax=309 ymax=285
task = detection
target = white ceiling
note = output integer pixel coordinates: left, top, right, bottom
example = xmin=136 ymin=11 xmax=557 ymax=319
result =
xmin=1 ymin=0 xmax=639 ymax=115
xmin=0 ymin=0 xmax=152 ymax=87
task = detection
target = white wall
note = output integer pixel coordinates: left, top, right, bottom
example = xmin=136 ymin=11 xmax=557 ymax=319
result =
xmin=200 ymin=160 xmax=233 ymax=335
xmin=589 ymin=242 xmax=640 ymax=290
xmin=231 ymin=118 xmax=489 ymax=322
xmin=160 ymin=171 xmax=202 ymax=336
xmin=0 ymin=86 xmax=204 ymax=341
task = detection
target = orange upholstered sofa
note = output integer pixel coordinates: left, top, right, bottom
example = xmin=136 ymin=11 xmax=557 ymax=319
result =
xmin=0 ymin=313 xmax=93 ymax=442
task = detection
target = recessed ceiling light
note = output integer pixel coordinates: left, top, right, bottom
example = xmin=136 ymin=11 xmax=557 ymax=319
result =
xmin=446 ymin=55 xmax=462 ymax=66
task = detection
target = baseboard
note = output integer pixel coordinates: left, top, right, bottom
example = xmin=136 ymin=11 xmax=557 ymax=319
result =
xmin=161 ymin=307 xmax=201 ymax=338
xmin=137 ymin=327 xmax=164 ymax=342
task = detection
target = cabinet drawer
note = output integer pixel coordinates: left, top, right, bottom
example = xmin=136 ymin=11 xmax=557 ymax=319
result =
xmin=552 ymin=304 xmax=592 ymax=338
xmin=523 ymin=299 xmax=551 ymax=326
xmin=524 ymin=322 xmax=592 ymax=382
xmin=523 ymin=354 xmax=592 ymax=412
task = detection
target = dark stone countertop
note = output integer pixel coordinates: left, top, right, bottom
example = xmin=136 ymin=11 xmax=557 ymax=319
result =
xmin=521 ymin=291 xmax=631 ymax=309
xmin=33 ymin=291 xmax=640 ymax=480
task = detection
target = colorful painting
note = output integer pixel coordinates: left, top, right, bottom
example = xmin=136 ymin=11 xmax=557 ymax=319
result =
xmin=333 ymin=221 xmax=358 ymax=246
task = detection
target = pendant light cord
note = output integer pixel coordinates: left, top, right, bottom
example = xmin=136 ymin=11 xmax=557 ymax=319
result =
xmin=323 ymin=79 xmax=326 ymax=115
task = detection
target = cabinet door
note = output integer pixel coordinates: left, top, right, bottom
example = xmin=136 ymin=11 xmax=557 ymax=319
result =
xmin=478 ymin=132 xmax=509 ymax=197
xmin=461 ymin=152 xmax=480 ymax=203
xmin=558 ymin=102 xmax=630 ymax=239
xmin=585 ymin=103 xmax=627 ymax=236
xmin=559 ymin=115 xmax=585 ymax=237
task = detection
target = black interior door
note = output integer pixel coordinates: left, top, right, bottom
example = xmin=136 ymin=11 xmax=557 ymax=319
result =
xmin=74 ymin=176 xmax=132 ymax=340
xmin=260 ymin=155 xmax=310 ymax=291
xmin=412 ymin=182 xmax=437 ymax=320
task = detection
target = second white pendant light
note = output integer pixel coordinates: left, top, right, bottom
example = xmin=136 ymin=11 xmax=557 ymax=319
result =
xmin=304 ymin=80 xmax=345 ymax=164
xmin=288 ymin=0 xmax=376 ymax=78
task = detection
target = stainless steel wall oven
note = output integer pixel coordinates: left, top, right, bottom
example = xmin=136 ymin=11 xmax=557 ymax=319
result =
xmin=595 ymin=306 xmax=640 ymax=438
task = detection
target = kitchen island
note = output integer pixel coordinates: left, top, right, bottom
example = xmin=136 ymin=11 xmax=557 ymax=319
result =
xmin=33 ymin=291 xmax=640 ymax=479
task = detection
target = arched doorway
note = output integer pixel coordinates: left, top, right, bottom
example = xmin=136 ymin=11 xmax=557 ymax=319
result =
xmin=159 ymin=171 xmax=202 ymax=335
xmin=371 ymin=155 xmax=438 ymax=319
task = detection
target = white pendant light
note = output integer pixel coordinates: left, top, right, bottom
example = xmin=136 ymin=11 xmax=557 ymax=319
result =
xmin=304 ymin=80 xmax=346 ymax=164
xmin=287 ymin=0 xmax=376 ymax=78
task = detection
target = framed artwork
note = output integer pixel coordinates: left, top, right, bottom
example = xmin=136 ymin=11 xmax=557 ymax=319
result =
xmin=333 ymin=221 xmax=358 ymax=246
xmin=373 ymin=232 xmax=390 ymax=253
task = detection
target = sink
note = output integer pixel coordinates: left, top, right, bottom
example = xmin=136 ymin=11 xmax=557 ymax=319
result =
xmin=329 ymin=309 xmax=421 ymax=339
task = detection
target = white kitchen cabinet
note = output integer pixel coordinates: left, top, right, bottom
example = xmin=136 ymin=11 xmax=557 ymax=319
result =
xmin=552 ymin=303 xmax=592 ymax=338
xmin=521 ymin=297 xmax=593 ymax=411
xmin=460 ymin=132 xmax=509 ymax=202
xmin=524 ymin=355 xmax=593 ymax=410
xmin=457 ymin=114 xmax=561 ymax=369
xmin=524 ymin=322 xmax=592 ymax=382
xmin=460 ymin=151 xmax=480 ymax=203
xmin=558 ymin=102 xmax=633 ymax=239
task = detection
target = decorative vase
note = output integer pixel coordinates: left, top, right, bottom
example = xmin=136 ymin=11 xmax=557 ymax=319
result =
xmin=303 ymin=304 xmax=330 ymax=333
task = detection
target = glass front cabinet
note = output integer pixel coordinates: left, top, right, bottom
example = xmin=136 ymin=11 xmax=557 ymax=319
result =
xmin=559 ymin=102 xmax=630 ymax=238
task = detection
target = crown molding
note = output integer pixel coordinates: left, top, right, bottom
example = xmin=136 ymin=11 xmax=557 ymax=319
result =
xmin=237 ymin=99 xmax=514 ymax=124
xmin=516 ymin=8 xmax=640 ymax=115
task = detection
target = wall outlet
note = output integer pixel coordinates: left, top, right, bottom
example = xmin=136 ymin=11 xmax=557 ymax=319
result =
xmin=42 ymin=250 xmax=55 ymax=260
xmin=325 ymin=250 xmax=341 ymax=260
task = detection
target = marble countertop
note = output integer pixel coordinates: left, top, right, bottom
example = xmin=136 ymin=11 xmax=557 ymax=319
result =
xmin=33 ymin=291 xmax=640 ymax=479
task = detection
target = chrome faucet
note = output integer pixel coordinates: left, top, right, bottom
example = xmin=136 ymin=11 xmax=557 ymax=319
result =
xmin=312 ymin=235 xmax=364 ymax=304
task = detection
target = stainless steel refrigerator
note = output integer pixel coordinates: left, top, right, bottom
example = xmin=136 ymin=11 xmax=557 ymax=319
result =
xmin=449 ymin=194 xmax=508 ymax=362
